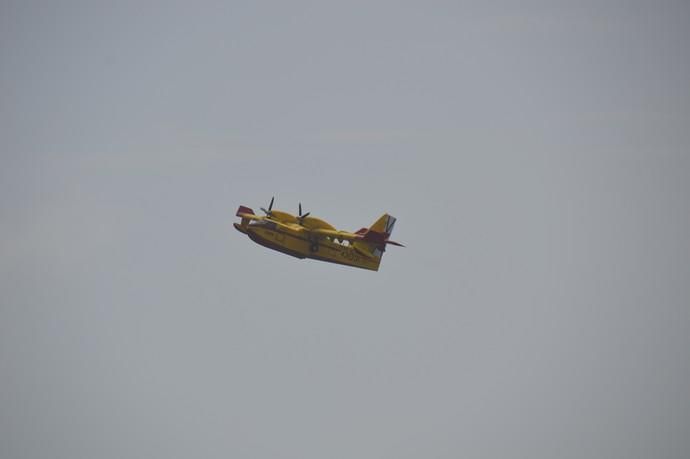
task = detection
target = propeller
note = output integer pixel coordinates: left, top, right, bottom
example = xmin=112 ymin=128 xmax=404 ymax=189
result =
xmin=297 ymin=202 xmax=310 ymax=223
xmin=260 ymin=196 xmax=275 ymax=216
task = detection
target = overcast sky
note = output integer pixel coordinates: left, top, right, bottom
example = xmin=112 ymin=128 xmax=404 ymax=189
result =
xmin=1 ymin=1 xmax=689 ymax=458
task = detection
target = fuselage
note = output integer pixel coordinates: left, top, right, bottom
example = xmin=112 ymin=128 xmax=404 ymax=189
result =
xmin=234 ymin=219 xmax=381 ymax=271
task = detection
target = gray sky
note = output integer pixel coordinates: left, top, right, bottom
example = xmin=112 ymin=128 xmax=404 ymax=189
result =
xmin=1 ymin=1 xmax=689 ymax=458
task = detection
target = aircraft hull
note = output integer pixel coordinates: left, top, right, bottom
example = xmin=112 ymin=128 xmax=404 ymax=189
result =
xmin=235 ymin=223 xmax=381 ymax=271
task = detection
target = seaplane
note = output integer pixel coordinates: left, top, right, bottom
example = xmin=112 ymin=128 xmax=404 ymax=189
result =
xmin=234 ymin=197 xmax=403 ymax=271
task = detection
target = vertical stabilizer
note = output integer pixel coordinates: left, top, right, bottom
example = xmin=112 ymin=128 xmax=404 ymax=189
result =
xmin=368 ymin=214 xmax=396 ymax=236
xmin=352 ymin=214 xmax=398 ymax=265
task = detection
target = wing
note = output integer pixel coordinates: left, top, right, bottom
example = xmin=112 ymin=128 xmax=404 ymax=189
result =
xmin=237 ymin=212 xmax=265 ymax=222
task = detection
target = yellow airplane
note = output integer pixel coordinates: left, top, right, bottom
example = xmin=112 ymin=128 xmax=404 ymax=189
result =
xmin=234 ymin=197 xmax=403 ymax=271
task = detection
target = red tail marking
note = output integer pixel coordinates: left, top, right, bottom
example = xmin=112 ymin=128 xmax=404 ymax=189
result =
xmin=362 ymin=231 xmax=388 ymax=245
xmin=236 ymin=205 xmax=254 ymax=217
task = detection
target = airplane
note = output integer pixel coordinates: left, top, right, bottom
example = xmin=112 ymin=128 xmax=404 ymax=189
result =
xmin=234 ymin=197 xmax=403 ymax=271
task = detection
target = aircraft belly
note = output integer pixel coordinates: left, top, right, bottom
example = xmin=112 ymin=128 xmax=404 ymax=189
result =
xmin=309 ymin=240 xmax=380 ymax=271
xmin=247 ymin=227 xmax=380 ymax=270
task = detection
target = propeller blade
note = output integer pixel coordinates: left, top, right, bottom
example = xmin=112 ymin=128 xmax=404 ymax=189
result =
xmin=297 ymin=202 xmax=310 ymax=222
xmin=260 ymin=207 xmax=269 ymax=215
xmin=268 ymin=196 xmax=274 ymax=211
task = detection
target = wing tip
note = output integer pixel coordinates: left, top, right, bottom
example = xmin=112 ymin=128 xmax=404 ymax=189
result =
xmin=236 ymin=205 xmax=254 ymax=217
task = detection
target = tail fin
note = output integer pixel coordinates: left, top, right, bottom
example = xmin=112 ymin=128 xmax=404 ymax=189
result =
xmin=368 ymin=214 xmax=396 ymax=236
xmin=352 ymin=214 xmax=400 ymax=261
